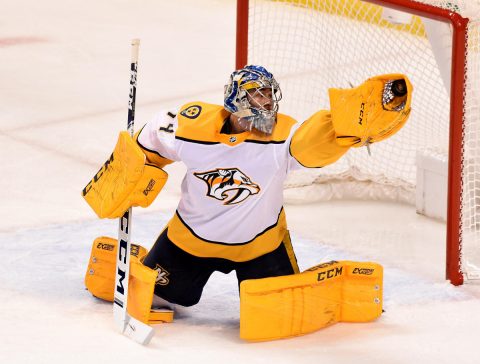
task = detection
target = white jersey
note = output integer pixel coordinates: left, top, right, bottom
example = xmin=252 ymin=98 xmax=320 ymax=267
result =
xmin=136 ymin=101 xmax=348 ymax=261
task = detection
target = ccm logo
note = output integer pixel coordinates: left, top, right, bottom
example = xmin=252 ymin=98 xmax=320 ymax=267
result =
xmin=352 ymin=268 xmax=374 ymax=275
xmin=358 ymin=102 xmax=365 ymax=125
xmin=317 ymin=267 xmax=343 ymax=281
xmin=82 ymin=153 xmax=114 ymax=196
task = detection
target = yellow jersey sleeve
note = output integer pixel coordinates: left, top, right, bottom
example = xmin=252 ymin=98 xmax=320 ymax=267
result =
xmin=289 ymin=110 xmax=349 ymax=168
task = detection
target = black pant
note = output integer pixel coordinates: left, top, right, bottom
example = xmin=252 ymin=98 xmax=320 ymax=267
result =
xmin=143 ymin=228 xmax=298 ymax=307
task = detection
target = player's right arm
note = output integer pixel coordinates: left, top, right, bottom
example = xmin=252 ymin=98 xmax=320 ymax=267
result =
xmin=135 ymin=110 xmax=181 ymax=168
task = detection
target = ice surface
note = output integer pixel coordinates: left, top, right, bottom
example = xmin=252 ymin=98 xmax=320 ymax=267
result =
xmin=1 ymin=0 xmax=480 ymax=363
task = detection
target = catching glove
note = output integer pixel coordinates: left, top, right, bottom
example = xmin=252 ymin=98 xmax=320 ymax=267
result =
xmin=329 ymin=73 xmax=413 ymax=147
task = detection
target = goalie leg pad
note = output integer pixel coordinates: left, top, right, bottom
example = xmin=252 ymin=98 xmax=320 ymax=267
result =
xmin=239 ymin=260 xmax=383 ymax=341
xmin=82 ymin=131 xmax=168 ymax=219
xmin=85 ymin=236 xmax=149 ymax=302
xmin=85 ymin=236 xmax=174 ymax=324
xmin=340 ymin=261 xmax=383 ymax=322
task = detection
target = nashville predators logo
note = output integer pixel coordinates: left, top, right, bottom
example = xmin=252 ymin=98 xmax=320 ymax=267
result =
xmin=194 ymin=168 xmax=260 ymax=205
xmin=180 ymin=105 xmax=202 ymax=119
xmin=154 ymin=264 xmax=170 ymax=286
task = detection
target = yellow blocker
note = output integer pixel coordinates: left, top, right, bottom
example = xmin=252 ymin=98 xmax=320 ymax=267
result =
xmin=85 ymin=236 xmax=173 ymax=324
xmin=82 ymin=131 xmax=168 ymax=219
xmin=240 ymin=260 xmax=383 ymax=341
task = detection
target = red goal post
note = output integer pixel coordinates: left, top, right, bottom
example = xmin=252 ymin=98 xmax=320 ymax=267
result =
xmin=236 ymin=0 xmax=480 ymax=285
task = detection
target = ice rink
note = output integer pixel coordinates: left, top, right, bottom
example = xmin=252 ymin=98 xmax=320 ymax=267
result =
xmin=1 ymin=0 xmax=480 ymax=363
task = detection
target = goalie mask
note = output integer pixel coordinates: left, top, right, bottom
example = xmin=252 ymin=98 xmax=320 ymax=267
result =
xmin=224 ymin=65 xmax=282 ymax=135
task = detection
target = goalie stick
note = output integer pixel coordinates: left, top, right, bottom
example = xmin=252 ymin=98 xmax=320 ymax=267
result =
xmin=113 ymin=39 xmax=155 ymax=345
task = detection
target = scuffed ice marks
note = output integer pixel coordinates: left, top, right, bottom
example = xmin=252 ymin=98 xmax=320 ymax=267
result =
xmin=0 ymin=210 xmax=475 ymax=333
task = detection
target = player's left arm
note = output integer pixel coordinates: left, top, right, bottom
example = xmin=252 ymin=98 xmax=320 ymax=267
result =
xmin=289 ymin=74 xmax=413 ymax=169
xmin=135 ymin=110 xmax=180 ymax=168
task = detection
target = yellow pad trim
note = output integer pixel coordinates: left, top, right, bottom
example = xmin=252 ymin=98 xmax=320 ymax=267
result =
xmin=149 ymin=308 xmax=174 ymax=324
xmin=240 ymin=260 xmax=383 ymax=341
xmin=82 ymin=131 xmax=168 ymax=219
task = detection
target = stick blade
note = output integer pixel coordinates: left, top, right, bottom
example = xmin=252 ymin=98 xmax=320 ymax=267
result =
xmin=123 ymin=316 xmax=155 ymax=345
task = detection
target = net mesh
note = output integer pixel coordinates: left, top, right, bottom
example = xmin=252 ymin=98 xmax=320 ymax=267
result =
xmin=461 ymin=15 xmax=480 ymax=280
xmin=246 ymin=0 xmax=480 ymax=280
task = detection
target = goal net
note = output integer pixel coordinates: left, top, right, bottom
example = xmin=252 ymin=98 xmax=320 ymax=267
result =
xmin=236 ymin=0 xmax=480 ymax=284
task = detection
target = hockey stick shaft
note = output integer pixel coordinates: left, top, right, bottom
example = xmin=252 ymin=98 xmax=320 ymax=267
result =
xmin=113 ymin=38 xmax=139 ymax=331
xmin=127 ymin=39 xmax=139 ymax=136
xmin=113 ymin=39 xmax=154 ymax=345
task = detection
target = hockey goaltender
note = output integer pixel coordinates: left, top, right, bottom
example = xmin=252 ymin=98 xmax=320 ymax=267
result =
xmin=82 ymin=65 xmax=412 ymax=341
